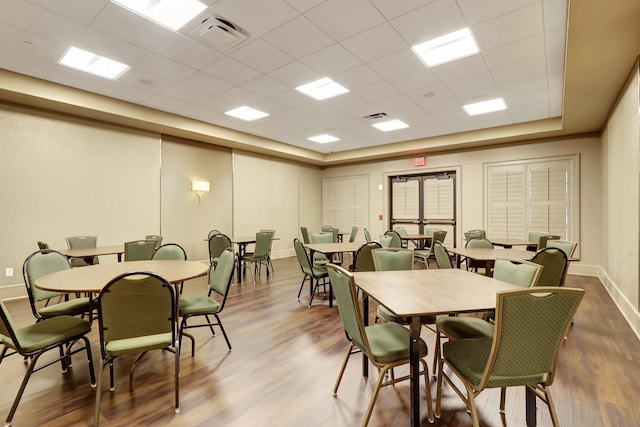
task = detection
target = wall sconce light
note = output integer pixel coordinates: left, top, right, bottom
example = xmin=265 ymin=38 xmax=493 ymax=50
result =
xmin=191 ymin=180 xmax=210 ymax=205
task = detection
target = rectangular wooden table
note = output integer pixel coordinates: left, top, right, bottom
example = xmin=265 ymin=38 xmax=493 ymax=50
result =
xmin=305 ymin=242 xmax=362 ymax=307
xmin=488 ymin=237 xmax=536 ymax=248
xmin=58 ymin=244 xmax=125 ymax=263
xmin=400 ymin=234 xmax=432 ymax=249
xmin=353 ymin=269 xmax=522 ymax=427
xmin=446 ymin=247 xmax=534 ymax=274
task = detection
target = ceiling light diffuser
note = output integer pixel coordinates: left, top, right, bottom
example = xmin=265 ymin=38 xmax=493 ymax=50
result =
xmin=463 ymin=98 xmax=507 ymax=116
xmin=308 ymin=134 xmax=340 ymax=143
xmin=225 ymin=106 xmax=269 ymax=121
xmin=372 ymin=119 xmax=409 ymax=132
xmin=58 ymin=47 xmax=129 ymax=79
xmin=412 ymin=28 xmax=480 ymax=67
xmin=112 ymin=0 xmax=207 ymax=31
xmin=296 ymin=78 xmax=349 ymax=100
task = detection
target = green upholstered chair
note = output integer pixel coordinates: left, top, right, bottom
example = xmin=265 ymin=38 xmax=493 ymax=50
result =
xmin=363 ymin=228 xmax=372 ymax=242
xmin=546 ymin=240 xmax=577 ymax=258
xmin=94 ymin=272 xmax=179 ymax=426
xmin=527 ymin=231 xmax=550 ymax=251
xmin=179 ymin=247 xmax=235 ymax=356
xmin=320 ymin=225 xmax=333 ymax=232
xmin=348 ymin=226 xmax=359 ymax=242
xmin=37 ymin=241 xmax=49 ymax=250
xmin=433 ymin=241 xmax=453 ymax=269
xmin=464 ymin=237 xmax=494 ymax=273
xmin=145 ymin=234 xmax=163 ymax=250
xmin=66 ymin=235 xmax=99 ymax=266
xmin=153 ymin=243 xmax=188 ymax=294
xmin=326 ymin=264 xmax=434 ymax=427
xmin=260 ymin=229 xmax=276 ymax=277
xmin=310 ymin=231 xmax=333 ymax=266
xmin=300 ymin=226 xmax=311 ymax=244
xmin=415 ymin=230 xmax=447 ymax=269
xmin=124 ymin=239 xmax=156 ymax=261
xmin=435 ymin=287 xmax=585 ymax=427
xmin=294 ymin=238 xmax=329 ymax=307
xmin=0 ymin=300 xmax=96 ymax=427
xmin=207 ymin=229 xmax=221 ymax=239
xmin=383 ymin=230 xmax=402 ymax=248
xmin=465 ymin=229 xmax=486 ymax=239
xmin=240 ymin=231 xmax=273 ymax=284
xmin=532 ymin=247 xmax=569 ymax=287
xmin=379 ymin=235 xmax=392 ymax=248
xmin=425 ymin=227 xmax=443 ymax=237
xmin=22 ymin=249 xmax=92 ymax=321
xmin=394 ymin=226 xmax=409 ymax=248
xmin=371 ymin=247 xmax=414 ymax=272
xmin=208 ymin=232 xmax=232 ymax=280
xmin=350 ymin=241 xmax=382 ymax=272
xmin=537 ymin=234 xmax=561 ymax=250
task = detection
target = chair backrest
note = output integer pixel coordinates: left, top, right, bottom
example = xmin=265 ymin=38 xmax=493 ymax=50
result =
xmin=22 ymin=250 xmax=70 ymax=315
xmin=252 ymin=231 xmax=273 ymax=258
xmin=209 ymin=248 xmax=236 ymax=310
xmin=37 ymin=241 xmax=49 ymax=250
xmin=432 ymin=230 xmax=447 ymax=244
xmin=379 ymin=235 xmax=393 ymax=248
xmin=531 ymin=247 xmax=569 ymax=287
xmin=394 ymin=226 xmax=408 ymax=248
xmin=352 ymin=241 xmax=382 ymax=272
xmin=477 ymin=287 xmax=585 ymax=389
xmin=433 ymin=241 xmax=453 ymax=269
xmin=328 ymin=227 xmax=339 ymax=243
xmin=310 ymin=232 xmax=332 ymax=244
xmin=293 ymin=238 xmax=313 ymax=275
xmin=466 ymin=229 xmax=486 ymax=239
xmin=537 ymin=234 xmax=561 ymax=250
xmin=209 ymin=232 xmax=232 ymax=262
xmin=465 ymin=237 xmax=494 ymax=248
xmin=0 ymin=300 xmax=28 ymax=354
xmin=348 ymin=226 xmax=359 ymax=242
xmin=363 ymin=228 xmax=372 ymax=242
xmin=152 ymin=243 xmax=187 ymax=261
xmin=124 ymin=240 xmax=157 ymax=261
xmin=326 ymin=264 xmax=368 ymax=353
xmin=493 ymin=259 xmax=543 ymax=288
xmin=300 ymin=226 xmax=311 ymax=244
xmin=207 ymin=229 xmax=221 ymax=239
xmin=546 ymin=240 xmax=577 ymax=258
xmin=372 ymin=248 xmax=414 ymax=271
xmin=97 ymin=271 xmax=176 ymax=358
xmin=320 ymin=225 xmax=333 ymax=232
xmin=145 ymin=234 xmax=163 ymax=249
xmin=425 ymin=227 xmax=442 ymax=237
xmin=66 ymin=235 xmax=98 ymax=267
xmin=383 ymin=230 xmax=402 ymax=248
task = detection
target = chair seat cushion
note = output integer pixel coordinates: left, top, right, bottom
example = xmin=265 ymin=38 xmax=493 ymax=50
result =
xmin=444 ymin=337 xmax=545 ymax=388
xmin=38 ymin=297 xmax=91 ymax=318
xmin=377 ymin=304 xmax=436 ymax=325
xmin=105 ymin=332 xmax=173 ymax=356
xmin=179 ymin=295 xmax=221 ymax=315
xmin=436 ymin=316 xmax=494 ymax=340
xmin=413 ymin=249 xmax=432 ymax=258
xmin=364 ymin=322 xmax=428 ymax=364
xmin=2 ymin=316 xmax=91 ymax=353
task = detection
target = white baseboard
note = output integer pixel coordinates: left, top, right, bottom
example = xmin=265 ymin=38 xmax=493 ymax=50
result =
xmin=0 ymin=283 xmax=27 ymax=301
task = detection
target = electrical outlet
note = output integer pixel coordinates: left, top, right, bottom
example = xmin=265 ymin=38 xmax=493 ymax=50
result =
xmin=5 ymin=267 xmax=13 ymax=277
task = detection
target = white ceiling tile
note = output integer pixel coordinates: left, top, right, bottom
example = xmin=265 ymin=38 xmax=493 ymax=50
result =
xmin=370 ymin=0 xmax=430 ymax=20
xmin=335 ymin=65 xmax=383 ymax=90
xmin=457 ymin=0 xmax=540 ymax=25
xmin=430 ymin=54 xmax=488 ymax=83
xmin=75 ymin=28 xmax=148 ymax=65
xmin=134 ymin=53 xmax=196 ymax=83
xmin=99 ymin=79 xmax=157 ymax=103
xmin=262 ymin=15 xmax=333 ymax=59
xmin=142 ymin=93 xmax=190 ymax=114
xmin=0 ymin=45 xmax=56 ymax=78
xmin=212 ymin=0 xmax=299 ymax=37
xmin=543 ymin=0 xmax=568 ymax=31
xmin=155 ymin=34 xmax=223 ymax=71
xmin=230 ymin=39 xmax=294 ymax=73
xmin=547 ymin=52 xmax=564 ymax=75
xmin=341 ymin=23 xmax=408 ymax=63
xmin=170 ymin=71 xmax=233 ymax=98
xmin=24 ymin=0 xmax=107 ymax=25
xmin=483 ymin=34 xmax=546 ymax=69
xmin=283 ymin=0 xmax=327 ymax=13
xmin=490 ymin=58 xmax=547 ymax=85
xmin=268 ymin=60 xmax=318 ymax=87
xmin=300 ymin=43 xmax=361 ymax=75
xmin=202 ymin=57 xmax=261 ymax=85
xmin=472 ymin=3 xmax=543 ymax=50
xmin=0 ymin=22 xmax=67 ymax=62
xmin=388 ymin=69 xmax=440 ymax=93
xmin=0 ymin=0 xmax=86 ymax=42
xmin=369 ymin=50 xmax=424 ymax=79
xmin=444 ymin=72 xmax=497 ymax=97
xmin=243 ymin=75 xmax=290 ymax=98
xmin=304 ymin=0 xmax=385 ymax=41
xmin=390 ymin=0 xmax=466 ymax=45
xmin=216 ymin=86 xmax=264 ymax=106
xmin=546 ymin=27 xmax=566 ymax=56
xmin=118 ymin=68 xmax=173 ymax=93
xmin=354 ymin=80 xmax=401 ymax=103
xmin=45 ymin=64 xmax=110 ymax=93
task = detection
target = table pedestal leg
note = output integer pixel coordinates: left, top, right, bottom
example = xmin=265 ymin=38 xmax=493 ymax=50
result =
xmin=410 ymin=317 xmax=420 ymax=427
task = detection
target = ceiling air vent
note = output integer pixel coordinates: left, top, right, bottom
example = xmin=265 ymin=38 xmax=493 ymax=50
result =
xmin=190 ymin=16 xmax=248 ymax=51
xmin=363 ymin=112 xmax=388 ymax=120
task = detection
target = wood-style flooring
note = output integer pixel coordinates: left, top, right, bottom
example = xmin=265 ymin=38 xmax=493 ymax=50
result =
xmin=1 ymin=256 xmax=639 ymax=426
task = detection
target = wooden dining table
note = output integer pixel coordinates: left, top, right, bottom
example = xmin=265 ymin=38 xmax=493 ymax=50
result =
xmin=58 ymin=244 xmax=125 ymax=263
xmin=399 ymin=233 xmax=432 ymax=249
xmin=446 ymin=247 xmax=534 ymax=274
xmin=353 ymin=269 xmax=523 ymax=427
xmin=35 ymin=260 xmax=208 ymax=294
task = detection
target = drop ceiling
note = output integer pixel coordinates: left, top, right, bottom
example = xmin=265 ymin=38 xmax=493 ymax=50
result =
xmin=0 ymin=0 xmax=638 ymax=163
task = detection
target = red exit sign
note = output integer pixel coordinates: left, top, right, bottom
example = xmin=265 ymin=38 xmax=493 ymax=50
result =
xmin=414 ymin=156 xmax=427 ymax=167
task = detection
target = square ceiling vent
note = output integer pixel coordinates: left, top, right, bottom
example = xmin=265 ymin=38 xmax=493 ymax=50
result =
xmin=190 ymin=15 xmax=248 ymax=51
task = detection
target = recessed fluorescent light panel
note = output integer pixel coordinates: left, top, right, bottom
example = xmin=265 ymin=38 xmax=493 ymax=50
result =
xmin=296 ymin=78 xmax=349 ymax=101
xmin=112 ymin=0 xmax=207 ymax=31
xmin=463 ymin=98 xmax=507 ymax=116
xmin=224 ymin=106 xmax=269 ymax=121
xmin=372 ymin=119 xmax=409 ymax=132
xmin=412 ymin=28 xmax=480 ymax=67
xmin=308 ymin=134 xmax=340 ymax=143
xmin=58 ymin=47 xmax=129 ymax=79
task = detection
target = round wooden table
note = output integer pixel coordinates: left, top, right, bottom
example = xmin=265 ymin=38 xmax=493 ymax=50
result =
xmin=35 ymin=260 xmax=208 ymax=294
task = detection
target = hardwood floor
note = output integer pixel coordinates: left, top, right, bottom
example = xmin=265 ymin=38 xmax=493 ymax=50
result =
xmin=1 ymin=257 xmax=639 ymax=426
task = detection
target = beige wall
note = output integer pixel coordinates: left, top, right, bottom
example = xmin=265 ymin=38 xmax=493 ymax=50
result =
xmin=602 ymin=62 xmax=640 ymax=333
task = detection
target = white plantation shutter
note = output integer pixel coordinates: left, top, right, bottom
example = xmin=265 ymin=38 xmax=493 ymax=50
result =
xmin=392 ymin=179 xmax=419 ymax=220
xmin=323 ymin=175 xmax=368 ymax=237
xmin=487 ymin=158 xmax=575 ymax=242
xmin=423 ymin=176 xmax=454 ymax=220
